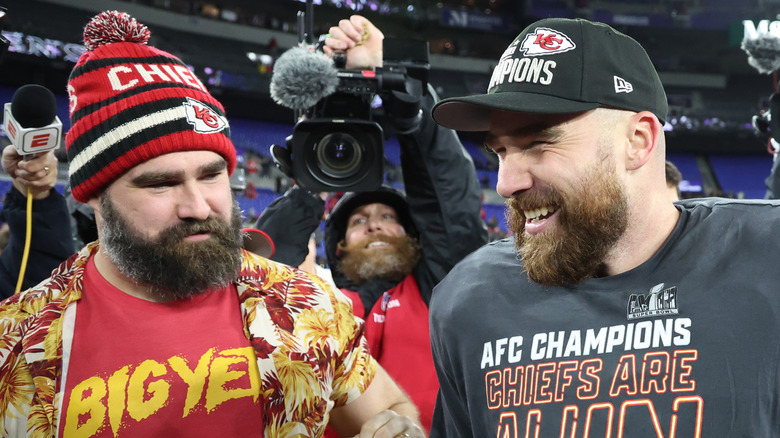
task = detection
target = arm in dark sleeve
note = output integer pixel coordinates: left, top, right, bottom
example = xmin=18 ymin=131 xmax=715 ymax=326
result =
xmin=396 ymin=84 xmax=488 ymax=303
xmin=254 ymin=185 xmax=325 ymax=267
xmin=0 ymin=186 xmax=75 ymax=298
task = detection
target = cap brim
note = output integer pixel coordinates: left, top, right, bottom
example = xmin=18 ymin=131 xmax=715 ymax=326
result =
xmin=432 ymin=92 xmax=601 ymax=132
xmin=242 ymin=228 xmax=275 ymax=258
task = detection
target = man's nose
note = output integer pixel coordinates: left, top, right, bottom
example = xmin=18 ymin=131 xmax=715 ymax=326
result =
xmin=176 ymin=182 xmax=211 ymax=221
xmin=366 ymin=217 xmax=384 ymax=232
xmin=495 ymin=152 xmax=534 ymax=199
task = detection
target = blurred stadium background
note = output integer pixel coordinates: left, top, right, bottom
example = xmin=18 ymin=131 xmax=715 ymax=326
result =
xmin=0 ymin=0 xmax=778 ymax=241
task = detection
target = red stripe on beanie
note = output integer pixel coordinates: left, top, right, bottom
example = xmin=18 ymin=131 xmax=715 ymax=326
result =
xmin=68 ymin=44 xmax=209 ymax=118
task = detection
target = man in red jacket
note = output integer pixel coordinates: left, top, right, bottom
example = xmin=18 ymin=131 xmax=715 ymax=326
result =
xmin=256 ymin=15 xmax=488 ymax=432
xmin=322 ymin=187 xmax=438 ymax=432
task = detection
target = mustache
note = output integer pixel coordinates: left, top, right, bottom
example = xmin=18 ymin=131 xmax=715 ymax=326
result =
xmin=158 ymin=217 xmax=229 ymax=241
xmin=506 ymin=187 xmax=564 ymax=216
xmin=338 ymin=234 xmax=413 ymax=255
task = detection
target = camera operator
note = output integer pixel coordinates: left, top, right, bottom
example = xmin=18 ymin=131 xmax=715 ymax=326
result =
xmin=256 ymin=15 xmax=488 ymax=433
xmin=0 ymin=146 xmax=74 ymax=297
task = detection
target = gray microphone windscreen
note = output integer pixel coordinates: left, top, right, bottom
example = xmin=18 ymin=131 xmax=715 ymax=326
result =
xmin=270 ymin=46 xmax=339 ymax=110
xmin=742 ymin=35 xmax=780 ymax=74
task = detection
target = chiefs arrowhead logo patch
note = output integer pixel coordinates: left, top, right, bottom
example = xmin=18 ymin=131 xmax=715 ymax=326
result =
xmin=183 ymin=97 xmax=228 ymax=134
xmin=520 ymin=27 xmax=576 ymax=57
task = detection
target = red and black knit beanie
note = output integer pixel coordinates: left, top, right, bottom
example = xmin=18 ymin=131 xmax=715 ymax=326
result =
xmin=66 ymin=11 xmax=236 ymax=203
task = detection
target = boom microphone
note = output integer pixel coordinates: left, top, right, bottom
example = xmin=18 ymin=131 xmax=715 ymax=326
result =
xmin=270 ymin=46 xmax=339 ymax=110
xmin=3 ymin=84 xmax=62 ymax=155
xmin=742 ymin=33 xmax=780 ymax=74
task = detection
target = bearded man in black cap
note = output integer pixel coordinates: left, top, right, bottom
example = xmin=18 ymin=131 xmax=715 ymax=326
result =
xmin=428 ymin=17 xmax=780 ymax=438
xmin=256 ymin=15 xmax=488 ymax=433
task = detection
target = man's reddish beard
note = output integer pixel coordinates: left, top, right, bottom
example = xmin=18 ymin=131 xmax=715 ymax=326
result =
xmin=506 ymin=154 xmax=628 ymax=287
xmin=337 ymin=234 xmax=421 ymax=285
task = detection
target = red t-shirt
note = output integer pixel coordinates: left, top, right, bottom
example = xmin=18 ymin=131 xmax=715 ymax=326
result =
xmin=59 ymin=257 xmax=263 ymax=437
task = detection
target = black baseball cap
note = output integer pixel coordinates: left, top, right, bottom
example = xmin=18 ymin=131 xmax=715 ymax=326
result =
xmin=325 ymin=186 xmax=418 ymax=245
xmin=432 ymin=18 xmax=667 ymax=131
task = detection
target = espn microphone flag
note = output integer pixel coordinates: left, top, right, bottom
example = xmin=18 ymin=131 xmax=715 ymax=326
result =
xmin=3 ymin=84 xmax=62 ymax=155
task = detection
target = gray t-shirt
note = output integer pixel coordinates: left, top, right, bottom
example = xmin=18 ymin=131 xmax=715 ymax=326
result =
xmin=430 ymin=198 xmax=780 ymax=437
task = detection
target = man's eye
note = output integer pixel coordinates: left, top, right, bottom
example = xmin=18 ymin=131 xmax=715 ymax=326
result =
xmin=482 ymin=144 xmax=498 ymax=155
xmin=147 ymin=181 xmax=175 ymax=189
xmin=526 ymin=141 xmax=548 ymax=149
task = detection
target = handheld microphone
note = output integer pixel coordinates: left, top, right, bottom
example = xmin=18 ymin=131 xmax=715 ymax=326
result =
xmin=270 ymin=46 xmax=340 ymax=110
xmin=3 ymin=84 xmax=62 ymax=156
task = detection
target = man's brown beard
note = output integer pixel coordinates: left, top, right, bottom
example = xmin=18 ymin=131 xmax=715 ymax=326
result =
xmin=337 ymin=235 xmax=421 ymax=286
xmin=506 ymin=151 xmax=628 ymax=287
xmin=99 ymin=193 xmax=244 ymax=301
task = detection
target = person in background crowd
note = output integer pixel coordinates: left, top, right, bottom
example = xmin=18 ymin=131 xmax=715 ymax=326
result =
xmin=428 ymin=17 xmax=780 ymax=437
xmin=486 ymin=215 xmax=507 ymax=242
xmin=665 ymin=159 xmax=682 ymax=201
xmin=0 ymin=146 xmax=74 ymax=297
xmin=256 ymin=15 xmax=487 ymax=434
xmin=0 ymin=11 xmax=424 ymax=438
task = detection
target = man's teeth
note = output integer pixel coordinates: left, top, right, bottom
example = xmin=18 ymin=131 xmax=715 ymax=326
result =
xmin=524 ymin=206 xmax=554 ymax=222
xmin=368 ymin=241 xmax=389 ymax=248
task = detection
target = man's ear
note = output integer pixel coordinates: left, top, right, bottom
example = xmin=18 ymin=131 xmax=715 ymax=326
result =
xmin=86 ymin=195 xmax=100 ymax=212
xmin=335 ymin=239 xmax=347 ymax=257
xmin=86 ymin=193 xmax=103 ymax=224
xmin=625 ymin=111 xmax=662 ymax=171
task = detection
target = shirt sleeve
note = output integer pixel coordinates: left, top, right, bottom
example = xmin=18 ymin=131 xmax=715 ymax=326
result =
xmin=322 ymin=279 xmax=378 ymax=407
xmin=284 ymin=268 xmax=378 ymax=408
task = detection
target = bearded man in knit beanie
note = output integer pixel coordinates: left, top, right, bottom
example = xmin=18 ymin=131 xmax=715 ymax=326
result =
xmin=0 ymin=11 xmax=424 ymax=438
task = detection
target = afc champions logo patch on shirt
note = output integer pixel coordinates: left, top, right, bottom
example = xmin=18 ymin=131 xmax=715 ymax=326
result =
xmin=519 ymin=27 xmax=576 ymax=57
xmin=183 ymin=97 xmax=228 ymax=134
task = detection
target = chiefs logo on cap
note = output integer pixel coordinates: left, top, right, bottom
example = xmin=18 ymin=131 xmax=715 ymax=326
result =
xmin=183 ymin=97 xmax=228 ymax=134
xmin=520 ymin=27 xmax=576 ymax=57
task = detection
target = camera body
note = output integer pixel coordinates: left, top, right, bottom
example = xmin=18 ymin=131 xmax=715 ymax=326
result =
xmin=275 ymin=38 xmax=430 ymax=192
xmin=290 ymin=118 xmax=384 ymax=192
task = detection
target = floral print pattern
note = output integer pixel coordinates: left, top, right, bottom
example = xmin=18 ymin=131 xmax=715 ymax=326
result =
xmin=0 ymin=243 xmax=376 ymax=437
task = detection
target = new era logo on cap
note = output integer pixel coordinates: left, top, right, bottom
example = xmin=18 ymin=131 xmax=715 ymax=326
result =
xmin=520 ymin=27 xmax=576 ymax=56
xmin=614 ymin=76 xmax=633 ymax=94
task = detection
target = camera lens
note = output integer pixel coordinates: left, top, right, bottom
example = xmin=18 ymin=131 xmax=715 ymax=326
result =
xmin=315 ymin=132 xmax=363 ymax=178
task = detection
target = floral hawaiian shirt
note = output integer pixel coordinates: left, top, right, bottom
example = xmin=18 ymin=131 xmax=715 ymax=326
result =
xmin=0 ymin=242 xmax=376 ymax=437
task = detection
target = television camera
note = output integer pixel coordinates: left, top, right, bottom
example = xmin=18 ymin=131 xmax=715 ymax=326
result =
xmin=269 ymin=7 xmax=429 ymax=192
